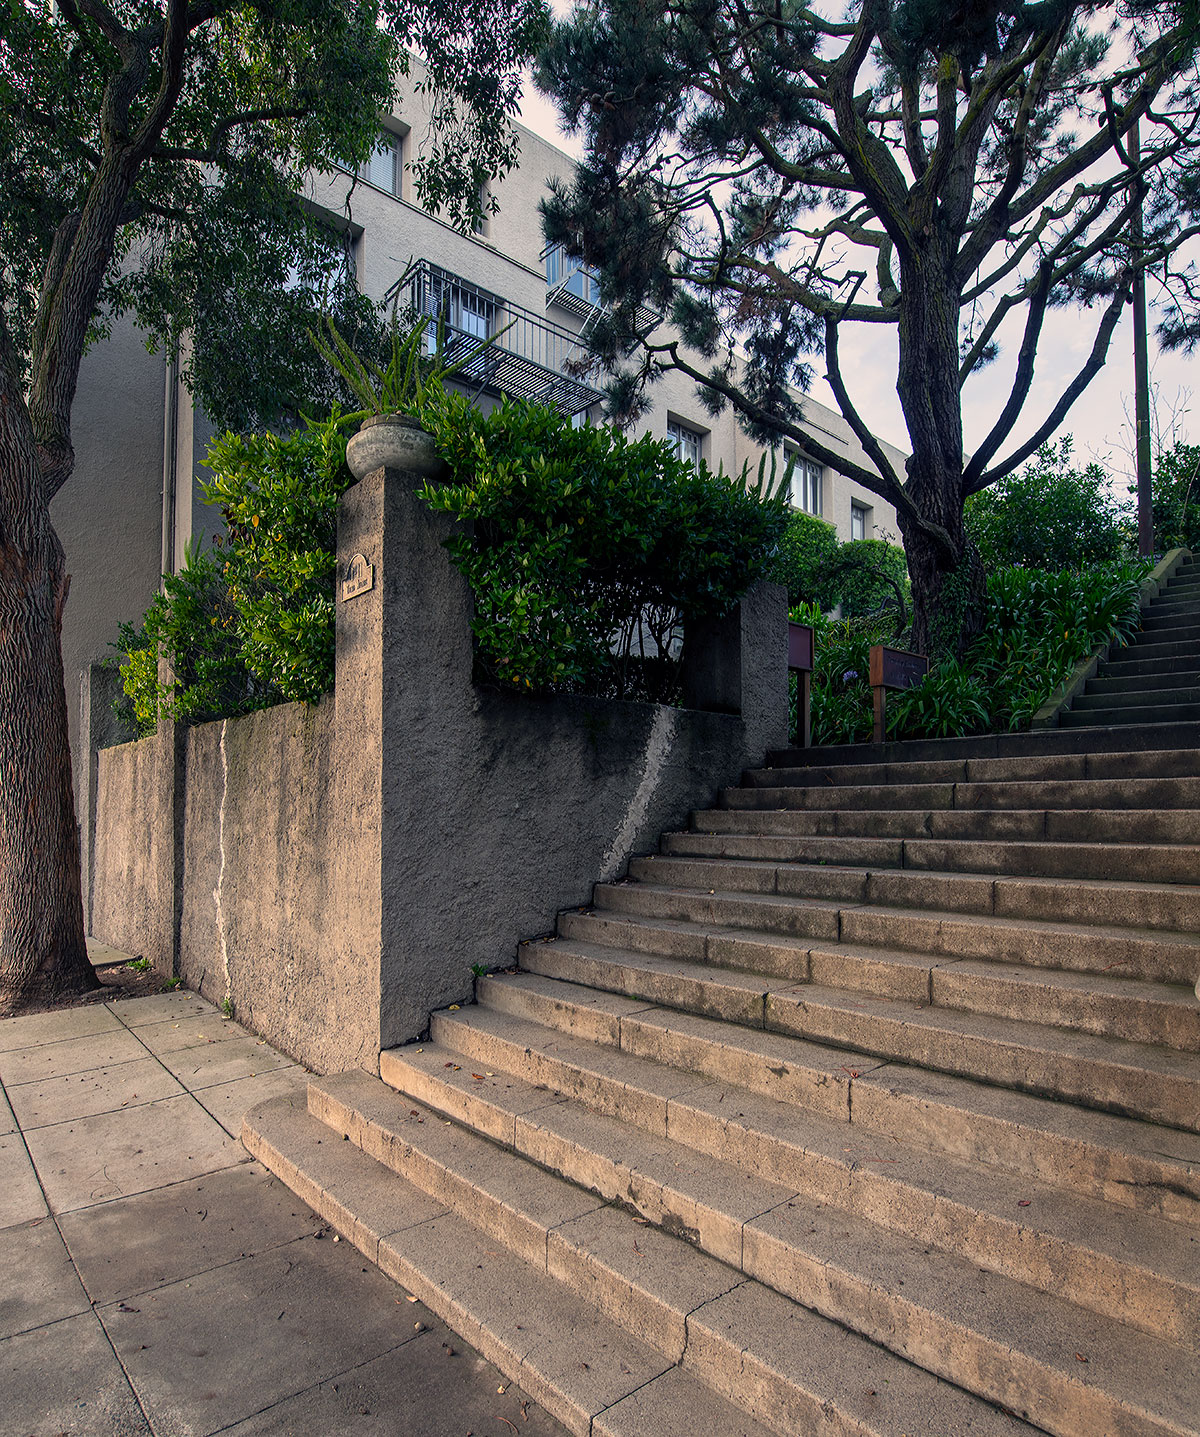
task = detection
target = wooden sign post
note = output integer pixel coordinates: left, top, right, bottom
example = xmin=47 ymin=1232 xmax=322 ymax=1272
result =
xmin=868 ymin=644 xmax=929 ymax=743
xmin=788 ymin=622 xmax=815 ymax=748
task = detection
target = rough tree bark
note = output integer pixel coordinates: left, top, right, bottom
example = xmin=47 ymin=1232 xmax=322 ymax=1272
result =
xmin=0 ymin=339 xmax=96 ymax=1012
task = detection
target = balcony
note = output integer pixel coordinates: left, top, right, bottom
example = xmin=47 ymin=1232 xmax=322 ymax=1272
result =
xmin=385 ymin=261 xmax=604 ymax=417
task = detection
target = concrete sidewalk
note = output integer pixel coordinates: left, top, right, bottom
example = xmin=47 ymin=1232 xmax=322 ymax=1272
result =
xmin=0 ymin=990 xmax=566 ymax=1436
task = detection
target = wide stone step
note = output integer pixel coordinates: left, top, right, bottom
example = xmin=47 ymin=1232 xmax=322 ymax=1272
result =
xmin=1062 ymin=701 xmax=1200 ymax=728
xmin=591 ymin=879 xmax=1200 ymax=985
xmin=694 ymin=802 xmax=1200 ymax=847
xmin=382 ymin=1018 xmax=1197 ymax=1437
xmin=241 ymin=1091 xmax=777 ymax=1437
xmin=304 ymin=1069 xmax=1031 ymax=1437
xmin=664 ymin=827 xmax=1200 ymax=885
xmin=523 ymin=934 xmax=1200 ymax=1130
xmin=1100 ymin=653 xmax=1200 ymax=679
xmin=630 ymin=852 xmax=1200 ymax=937
xmin=722 ymin=774 xmax=1200 ymax=813
xmin=446 ymin=980 xmax=1200 ymax=1226
xmin=1075 ymin=685 xmax=1200 ymax=710
xmin=556 ymin=914 xmax=1200 ymax=1051
xmin=745 ymin=746 xmax=1200 ymax=789
xmin=405 ymin=1001 xmax=1200 ymax=1347
xmin=1089 ymin=669 xmax=1200 ymax=694
xmin=1139 ymin=610 xmax=1200 ymax=633
xmin=764 ymin=719 xmax=1200 ymax=770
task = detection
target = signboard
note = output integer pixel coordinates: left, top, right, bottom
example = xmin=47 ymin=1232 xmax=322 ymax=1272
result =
xmin=787 ymin=622 xmax=814 ymax=672
xmin=869 ymin=645 xmax=928 ymax=692
xmin=341 ymin=553 xmax=374 ymax=602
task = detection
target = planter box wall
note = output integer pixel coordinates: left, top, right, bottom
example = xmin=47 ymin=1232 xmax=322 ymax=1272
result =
xmin=90 ymin=451 xmax=788 ymax=1072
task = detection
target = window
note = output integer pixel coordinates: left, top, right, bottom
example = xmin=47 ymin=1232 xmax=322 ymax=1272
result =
xmin=546 ymin=243 xmax=602 ymax=307
xmin=668 ymin=419 xmax=704 ymax=466
xmin=415 ymin=265 xmax=497 ymax=347
xmin=787 ymin=450 xmax=823 ymax=515
xmin=358 ymin=130 xmax=401 ymax=197
xmin=850 ymin=501 xmax=871 ymax=541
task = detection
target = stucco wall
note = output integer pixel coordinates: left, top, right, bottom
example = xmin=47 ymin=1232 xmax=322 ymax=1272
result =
xmin=90 ymin=452 xmax=787 ymax=1073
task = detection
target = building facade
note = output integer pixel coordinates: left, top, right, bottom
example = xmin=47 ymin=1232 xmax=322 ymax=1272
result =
xmin=56 ymin=77 xmax=904 ymax=778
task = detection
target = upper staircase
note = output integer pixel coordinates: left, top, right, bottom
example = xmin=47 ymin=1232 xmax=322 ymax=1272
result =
xmin=246 ymin=720 xmax=1200 ymax=1437
xmin=1065 ymin=552 xmax=1200 ymax=727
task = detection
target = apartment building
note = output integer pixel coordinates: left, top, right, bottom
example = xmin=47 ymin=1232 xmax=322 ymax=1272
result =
xmin=55 ymin=77 xmax=903 ymax=774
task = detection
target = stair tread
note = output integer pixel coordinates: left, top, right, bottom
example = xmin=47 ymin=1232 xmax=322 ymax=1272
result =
xmin=377 ymin=1029 xmax=1198 ymax=1431
xmin=601 ymin=877 xmax=1200 ymax=952
xmin=243 ymin=1090 xmax=775 ymax=1437
xmin=562 ymin=908 xmax=1198 ymax=1014
xmin=407 ymin=999 xmax=1200 ymax=1314
xmin=637 ymin=851 xmax=1200 ymax=907
xmin=541 ymin=934 xmax=1200 ymax=1086
xmin=469 ymin=973 xmax=1200 ymax=1213
xmin=724 ymin=774 xmax=1200 ymax=810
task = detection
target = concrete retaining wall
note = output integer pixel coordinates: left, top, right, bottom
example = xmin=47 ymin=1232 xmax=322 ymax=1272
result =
xmin=90 ymin=452 xmax=788 ymax=1072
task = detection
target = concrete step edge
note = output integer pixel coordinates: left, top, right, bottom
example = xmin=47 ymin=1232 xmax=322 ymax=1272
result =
xmin=450 ymin=981 xmax=1200 ymax=1227
xmin=528 ymin=935 xmax=1200 ymax=1131
xmin=380 ymin=1032 xmax=1197 ymax=1436
xmin=404 ymin=1004 xmax=1200 ymax=1347
xmin=240 ymin=1091 xmax=780 ymax=1437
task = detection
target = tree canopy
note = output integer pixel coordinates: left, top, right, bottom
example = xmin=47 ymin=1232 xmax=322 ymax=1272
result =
xmin=0 ymin=0 xmax=546 ymax=1011
xmin=537 ymin=0 xmax=1200 ymax=652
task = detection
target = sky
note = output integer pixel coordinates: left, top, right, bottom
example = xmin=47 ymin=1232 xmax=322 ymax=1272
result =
xmin=516 ymin=82 xmax=1197 ymax=496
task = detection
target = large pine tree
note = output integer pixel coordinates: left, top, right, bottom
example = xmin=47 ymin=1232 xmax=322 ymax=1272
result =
xmin=538 ymin=0 xmax=1200 ymax=654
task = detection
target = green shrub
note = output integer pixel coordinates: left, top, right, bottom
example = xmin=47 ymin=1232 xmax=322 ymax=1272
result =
xmin=774 ymin=512 xmax=839 ymax=607
xmin=422 ymin=392 xmax=790 ymax=700
xmin=826 ymin=538 xmax=909 ymax=623
xmin=800 ymin=558 xmax=1152 ymax=745
xmin=115 ymin=415 xmax=352 ymax=732
xmin=115 ymin=543 xmax=257 ymax=736
xmin=965 ymin=437 xmax=1130 ymax=570
xmin=1152 ymin=441 xmax=1200 ymax=553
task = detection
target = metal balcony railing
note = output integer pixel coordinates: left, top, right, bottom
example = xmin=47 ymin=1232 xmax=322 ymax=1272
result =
xmin=385 ymin=261 xmax=604 ymax=417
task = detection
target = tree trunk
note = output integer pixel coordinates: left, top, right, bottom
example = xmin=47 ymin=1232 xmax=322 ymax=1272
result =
xmin=894 ymin=244 xmax=987 ymax=658
xmin=0 ymin=396 xmax=96 ymax=1014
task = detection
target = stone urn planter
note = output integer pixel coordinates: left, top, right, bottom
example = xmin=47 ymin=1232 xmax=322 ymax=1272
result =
xmin=345 ymin=413 xmax=445 ymax=483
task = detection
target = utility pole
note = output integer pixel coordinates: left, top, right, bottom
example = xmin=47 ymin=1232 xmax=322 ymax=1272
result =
xmin=1130 ymin=120 xmax=1154 ymax=556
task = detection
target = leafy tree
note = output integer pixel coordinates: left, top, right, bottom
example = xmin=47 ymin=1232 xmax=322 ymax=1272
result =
xmin=774 ymin=511 xmax=840 ymax=607
xmin=0 ymin=0 xmax=546 ymax=1012
xmin=966 ymin=435 xmax=1130 ymax=569
xmin=537 ymin=0 xmax=1200 ymax=658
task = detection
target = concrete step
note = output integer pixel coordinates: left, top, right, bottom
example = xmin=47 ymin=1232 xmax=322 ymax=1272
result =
xmin=241 ymin=1091 xmax=779 ymax=1437
xmin=590 ymin=879 xmax=1200 ymax=985
xmin=446 ymin=981 xmax=1200 ymax=1227
xmin=745 ymin=746 xmax=1200 ymax=789
xmin=1063 ymin=701 xmax=1200 ymax=728
xmin=557 ymin=912 xmax=1200 ymax=1051
xmin=664 ymin=827 xmax=1200 ymax=885
xmin=1100 ymin=653 xmax=1200 ymax=679
xmin=1139 ymin=610 xmax=1200 ymax=634
xmin=1146 ymin=597 xmax=1200 ymax=617
xmin=385 ymin=1018 xmax=1198 ymax=1436
xmin=409 ymin=994 xmax=1200 ymax=1345
xmin=631 ymin=852 xmax=1200 ymax=937
xmin=1088 ymin=669 xmax=1200 ymax=694
xmin=722 ymin=774 xmax=1200 ymax=813
xmin=694 ymin=801 xmax=1200 ymax=846
xmin=306 ymin=1069 xmax=1032 ymax=1437
xmin=1075 ymin=685 xmax=1200 ymax=710
xmin=523 ymin=934 xmax=1200 ymax=1130
xmin=764 ymin=719 xmax=1200 ymax=770
xmin=1110 ymin=635 xmax=1200 ymax=664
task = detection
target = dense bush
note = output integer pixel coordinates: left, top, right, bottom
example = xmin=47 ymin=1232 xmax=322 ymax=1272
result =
xmin=774 ymin=512 xmax=839 ymax=606
xmin=965 ymin=436 xmax=1130 ymax=570
xmin=800 ymin=558 xmax=1151 ymax=744
xmin=1152 ymin=441 xmax=1200 ymax=553
xmin=117 ymin=416 xmax=352 ymax=733
xmin=774 ymin=512 xmax=909 ymax=628
xmin=423 ymin=392 xmax=790 ymax=700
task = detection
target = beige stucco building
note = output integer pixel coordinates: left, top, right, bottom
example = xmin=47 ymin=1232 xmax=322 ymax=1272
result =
xmin=57 ymin=77 xmax=904 ymax=779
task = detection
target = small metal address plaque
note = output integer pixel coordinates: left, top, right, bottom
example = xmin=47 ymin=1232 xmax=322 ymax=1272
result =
xmin=341 ymin=552 xmax=374 ymax=601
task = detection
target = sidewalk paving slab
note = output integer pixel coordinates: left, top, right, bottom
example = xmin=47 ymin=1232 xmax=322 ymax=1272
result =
xmin=0 ymin=988 xmax=569 ymax=1437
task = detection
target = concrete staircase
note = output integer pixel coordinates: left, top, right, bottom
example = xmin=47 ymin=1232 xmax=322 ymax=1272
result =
xmin=1064 ymin=553 xmax=1200 ymax=728
xmin=245 ymin=722 xmax=1200 ymax=1437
